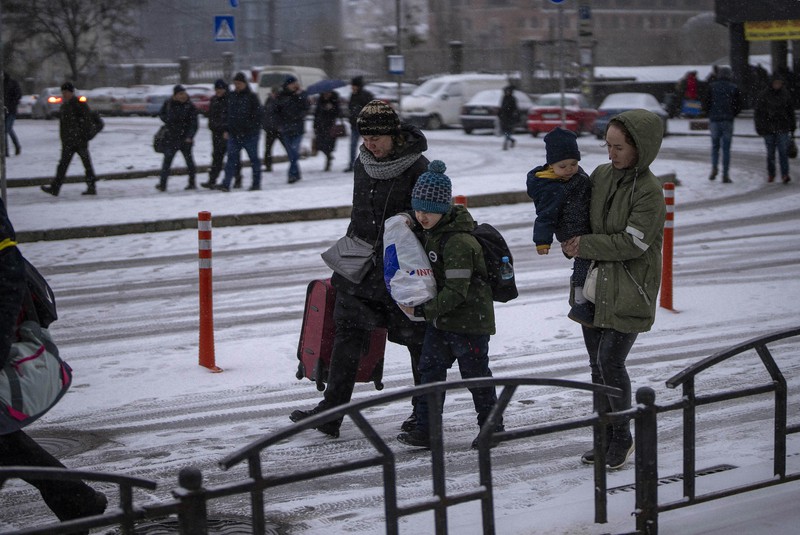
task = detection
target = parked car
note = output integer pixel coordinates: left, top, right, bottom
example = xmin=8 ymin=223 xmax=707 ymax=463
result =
xmin=16 ymin=94 xmax=36 ymax=118
xmin=364 ymin=82 xmax=418 ymax=111
xmin=144 ymin=86 xmax=174 ymax=117
xmin=460 ymin=88 xmax=534 ymax=134
xmin=526 ymin=92 xmax=598 ymax=137
xmin=85 ymin=86 xmax=129 ymax=116
xmin=32 ymin=86 xmax=86 ymax=119
xmin=592 ymin=92 xmax=669 ymax=139
xmin=118 ymin=85 xmax=154 ymax=116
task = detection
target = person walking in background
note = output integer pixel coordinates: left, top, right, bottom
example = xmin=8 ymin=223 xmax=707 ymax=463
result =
xmin=0 ymin=198 xmax=108 ymax=529
xmin=3 ymin=73 xmax=22 ymax=156
xmin=754 ymin=72 xmax=796 ymax=184
xmin=498 ymin=85 xmax=519 ymax=150
xmin=703 ymin=66 xmax=742 ymax=183
xmin=561 ymin=110 xmax=666 ymax=471
xmin=526 ymin=127 xmax=592 ymax=325
xmin=344 ymin=76 xmax=374 ymax=172
xmin=262 ymin=86 xmax=284 ymax=172
xmin=202 ymin=79 xmax=233 ymax=189
xmin=274 ymin=75 xmax=309 ymax=184
xmin=40 ymin=82 xmax=98 ymax=196
xmin=215 ymin=72 xmax=263 ymax=192
xmin=394 ymin=160 xmax=503 ymax=450
xmin=676 ymin=70 xmax=701 ymax=117
xmin=313 ymin=90 xmax=341 ymax=171
xmin=289 ymin=100 xmax=429 ymax=438
xmin=155 ymin=85 xmax=198 ymax=192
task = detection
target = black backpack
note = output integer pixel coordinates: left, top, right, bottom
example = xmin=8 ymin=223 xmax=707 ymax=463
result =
xmin=442 ymin=223 xmax=519 ymax=303
xmin=88 ymin=110 xmax=104 ymax=140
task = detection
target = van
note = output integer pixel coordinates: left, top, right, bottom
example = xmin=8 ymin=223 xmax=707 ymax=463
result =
xmin=400 ymin=73 xmax=512 ymax=130
xmin=257 ymin=66 xmax=328 ymax=102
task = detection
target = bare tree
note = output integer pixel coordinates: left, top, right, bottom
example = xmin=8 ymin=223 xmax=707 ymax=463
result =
xmin=3 ymin=0 xmax=147 ymax=84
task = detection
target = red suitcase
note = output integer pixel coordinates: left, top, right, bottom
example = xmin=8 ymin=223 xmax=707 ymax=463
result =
xmin=296 ymin=279 xmax=387 ymax=391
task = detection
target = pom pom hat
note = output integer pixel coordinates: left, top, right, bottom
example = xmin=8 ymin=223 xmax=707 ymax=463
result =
xmin=544 ymin=127 xmax=581 ymax=165
xmin=412 ymin=160 xmax=452 ymax=214
xmin=357 ymin=99 xmax=401 ymax=136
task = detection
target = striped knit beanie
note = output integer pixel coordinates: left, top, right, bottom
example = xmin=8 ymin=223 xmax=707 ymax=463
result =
xmin=357 ymin=99 xmax=400 ymax=136
xmin=412 ymin=160 xmax=452 ymax=214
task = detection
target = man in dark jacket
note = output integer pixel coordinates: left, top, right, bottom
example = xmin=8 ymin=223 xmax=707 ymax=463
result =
xmin=754 ymin=72 xmax=796 ymax=184
xmin=201 ymin=79 xmax=240 ymax=189
xmin=216 ymin=72 xmax=263 ymax=192
xmin=703 ymin=66 xmax=741 ymax=183
xmin=262 ymin=86 xmax=284 ymax=172
xmin=156 ymin=85 xmax=198 ymax=191
xmin=344 ymin=76 xmax=374 ymax=171
xmin=0 ymin=198 xmax=108 ymax=528
xmin=274 ymin=75 xmax=310 ymax=184
xmin=3 ymin=73 xmax=22 ymax=156
xmin=41 ymin=82 xmax=98 ymax=196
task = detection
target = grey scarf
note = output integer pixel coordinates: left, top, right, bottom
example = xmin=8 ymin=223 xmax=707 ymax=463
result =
xmin=358 ymin=146 xmax=421 ymax=180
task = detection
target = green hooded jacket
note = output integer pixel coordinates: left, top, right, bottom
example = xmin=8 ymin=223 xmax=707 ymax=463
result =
xmin=576 ymin=109 xmax=666 ymax=333
xmin=416 ymin=205 xmax=496 ymax=335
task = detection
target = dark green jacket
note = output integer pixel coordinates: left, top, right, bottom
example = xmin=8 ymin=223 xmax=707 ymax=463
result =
xmin=576 ymin=109 xmax=666 ymax=333
xmin=415 ymin=205 xmax=495 ymax=335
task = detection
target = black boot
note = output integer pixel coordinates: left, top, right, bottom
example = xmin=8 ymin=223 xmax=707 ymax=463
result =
xmin=289 ymin=405 xmax=341 ymax=438
xmin=200 ymin=175 xmax=217 ymax=189
xmin=40 ymin=185 xmax=59 ymax=196
xmin=233 ymin=174 xmax=243 ymax=189
xmin=324 ymin=154 xmax=332 ymax=171
xmin=606 ymin=426 xmax=634 ymax=470
xmin=82 ymin=182 xmax=97 ymax=195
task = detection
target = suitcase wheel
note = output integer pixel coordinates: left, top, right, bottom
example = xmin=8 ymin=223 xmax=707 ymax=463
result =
xmin=374 ymin=380 xmax=384 ymax=391
xmin=312 ymin=359 xmax=326 ymax=392
xmin=296 ymin=362 xmax=305 ymax=380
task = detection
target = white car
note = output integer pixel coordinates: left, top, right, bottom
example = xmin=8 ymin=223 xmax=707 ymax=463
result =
xmin=592 ymin=92 xmax=669 ymax=138
xmin=16 ymin=94 xmax=37 ymax=118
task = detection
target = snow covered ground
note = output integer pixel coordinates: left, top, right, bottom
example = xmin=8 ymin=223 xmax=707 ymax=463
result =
xmin=1 ymin=115 xmax=800 ymax=534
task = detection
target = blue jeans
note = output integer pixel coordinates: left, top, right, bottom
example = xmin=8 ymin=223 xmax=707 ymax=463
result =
xmin=348 ymin=128 xmax=360 ymax=169
xmin=763 ymin=132 xmax=791 ymax=178
xmin=222 ymin=131 xmax=261 ymax=189
xmin=415 ymin=326 xmax=497 ymax=431
xmin=5 ymin=113 xmax=19 ymax=153
xmin=283 ymin=133 xmax=303 ymax=179
xmin=709 ymin=120 xmax=733 ymax=176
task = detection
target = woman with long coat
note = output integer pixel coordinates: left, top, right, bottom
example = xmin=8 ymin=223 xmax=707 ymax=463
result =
xmin=290 ymin=100 xmax=429 ymax=437
xmin=562 ymin=109 xmax=666 ymax=470
xmin=313 ymin=90 xmax=341 ymax=171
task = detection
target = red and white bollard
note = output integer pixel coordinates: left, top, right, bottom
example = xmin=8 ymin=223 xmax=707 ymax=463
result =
xmin=198 ymin=212 xmax=222 ymax=372
xmin=660 ymin=183 xmax=675 ymax=311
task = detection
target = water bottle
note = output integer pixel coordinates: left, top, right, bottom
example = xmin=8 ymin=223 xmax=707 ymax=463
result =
xmin=499 ymin=256 xmax=514 ymax=280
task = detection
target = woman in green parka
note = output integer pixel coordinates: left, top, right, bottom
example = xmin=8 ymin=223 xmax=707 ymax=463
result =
xmin=561 ymin=109 xmax=666 ymax=470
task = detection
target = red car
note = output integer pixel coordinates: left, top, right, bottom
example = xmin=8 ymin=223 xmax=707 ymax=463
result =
xmin=526 ymin=92 xmax=598 ymax=137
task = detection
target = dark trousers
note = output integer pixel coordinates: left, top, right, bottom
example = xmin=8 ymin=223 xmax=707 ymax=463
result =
xmin=5 ymin=112 xmax=19 ymax=153
xmin=0 ymin=430 xmax=99 ymax=521
xmin=415 ymin=326 xmax=497 ymax=430
xmin=51 ymin=144 xmax=96 ymax=193
xmin=582 ymin=326 xmax=638 ymax=437
xmin=159 ymin=142 xmax=196 ymax=187
xmin=263 ymin=128 xmax=284 ymax=171
xmin=209 ymin=130 xmax=226 ymax=182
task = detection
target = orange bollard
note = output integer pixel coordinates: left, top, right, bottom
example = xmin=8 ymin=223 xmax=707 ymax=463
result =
xmin=453 ymin=195 xmax=468 ymax=206
xmin=660 ymin=183 xmax=675 ymax=311
xmin=198 ymin=212 xmax=222 ymax=372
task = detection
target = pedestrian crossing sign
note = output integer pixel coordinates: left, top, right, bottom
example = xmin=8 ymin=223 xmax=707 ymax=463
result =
xmin=214 ymin=15 xmax=235 ymax=42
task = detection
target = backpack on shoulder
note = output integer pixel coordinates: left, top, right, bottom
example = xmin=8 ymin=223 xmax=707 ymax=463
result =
xmin=443 ymin=223 xmax=519 ymax=303
xmin=88 ymin=110 xmax=105 ymax=140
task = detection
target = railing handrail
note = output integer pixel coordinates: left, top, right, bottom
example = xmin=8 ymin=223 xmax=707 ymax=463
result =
xmin=665 ymin=325 xmax=800 ymax=388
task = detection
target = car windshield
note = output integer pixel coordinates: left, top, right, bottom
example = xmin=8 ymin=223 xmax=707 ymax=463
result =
xmin=411 ymin=79 xmax=445 ymax=97
xmin=601 ymin=93 xmax=657 ymax=108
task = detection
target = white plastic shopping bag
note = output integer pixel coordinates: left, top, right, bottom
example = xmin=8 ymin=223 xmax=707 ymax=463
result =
xmin=383 ymin=214 xmax=436 ymax=320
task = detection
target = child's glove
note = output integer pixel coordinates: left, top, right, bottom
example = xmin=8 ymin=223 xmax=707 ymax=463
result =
xmin=536 ymin=243 xmax=550 ymax=256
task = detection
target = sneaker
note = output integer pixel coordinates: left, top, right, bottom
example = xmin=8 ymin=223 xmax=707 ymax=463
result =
xmin=155 ymin=184 xmax=166 ymax=192
xmin=397 ymin=428 xmax=430 ymax=448
xmin=40 ymin=185 xmax=59 ymax=196
xmin=288 ymin=174 xmax=301 ymax=184
xmin=708 ymin=167 xmax=717 ymax=181
xmin=400 ymin=411 xmax=418 ymax=433
xmin=782 ymin=175 xmax=791 ymax=184
xmin=185 ymin=183 xmax=197 ymax=190
xmin=200 ymin=181 xmax=216 ymax=189
xmin=81 ymin=188 xmax=96 ymax=196
xmin=580 ymin=448 xmax=596 ymax=464
xmin=248 ymin=185 xmax=261 ymax=191
xmin=214 ymin=185 xmax=230 ymax=192
xmin=722 ymin=176 xmax=732 ymax=183
xmin=471 ymin=424 xmax=505 ymax=450
xmin=289 ymin=407 xmax=340 ymax=438
xmin=568 ymin=301 xmax=595 ymax=328
xmin=606 ymin=435 xmax=634 ymax=470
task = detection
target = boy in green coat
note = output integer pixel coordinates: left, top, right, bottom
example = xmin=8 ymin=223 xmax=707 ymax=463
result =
xmin=395 ymin=160 xmax=503 ymax=449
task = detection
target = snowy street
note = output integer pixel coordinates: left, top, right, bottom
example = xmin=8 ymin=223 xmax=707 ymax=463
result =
xmin=1 ymin=115 xmax=800 ymax=534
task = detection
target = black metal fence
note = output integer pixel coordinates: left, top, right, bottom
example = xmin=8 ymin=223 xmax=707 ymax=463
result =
xmin=1 ymin=326 xmax=798 ymax=535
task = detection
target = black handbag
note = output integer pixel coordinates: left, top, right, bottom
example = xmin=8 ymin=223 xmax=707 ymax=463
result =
xmin=788 ymin=136 xmax=798 ymax=159
xmin=153 ymin=126 xmax=168 ymax=153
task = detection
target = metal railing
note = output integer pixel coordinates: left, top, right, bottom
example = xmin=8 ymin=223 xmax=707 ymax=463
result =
xmin=1 ymin=326 xmax=799 ymax=534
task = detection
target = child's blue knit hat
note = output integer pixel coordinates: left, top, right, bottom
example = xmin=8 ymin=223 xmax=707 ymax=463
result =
xmin=544 ymin=127 xmax=581 ymax=164
xmin=412 ymin=160 xmax=452 ymax=214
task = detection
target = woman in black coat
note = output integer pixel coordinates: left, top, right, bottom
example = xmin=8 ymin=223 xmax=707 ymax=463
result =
xmin=290 ymin=100 xmax=429 ymax=437
xmin=156 ymin=85 xmax=199 ymax=191
xmin=313 ymin=91 xmax=341 ymax=171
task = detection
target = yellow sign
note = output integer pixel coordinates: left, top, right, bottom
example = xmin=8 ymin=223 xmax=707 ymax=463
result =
xmin=745 ymin=20 xmax=800 ymax=41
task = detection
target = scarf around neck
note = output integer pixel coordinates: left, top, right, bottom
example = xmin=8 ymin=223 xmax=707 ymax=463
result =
xmin=358 ymin=146 xmax=421 ymax=180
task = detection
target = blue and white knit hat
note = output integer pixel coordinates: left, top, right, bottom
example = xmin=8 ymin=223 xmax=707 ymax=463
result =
xmin=412 ymin=160 xmax=452 ymax=214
